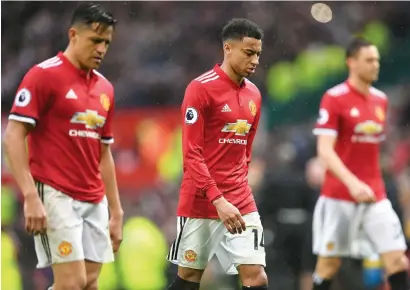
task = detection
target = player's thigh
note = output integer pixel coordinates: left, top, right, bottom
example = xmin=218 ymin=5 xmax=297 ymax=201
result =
xmin=79 ymin=197 xmax=114 ymax=265
xmin=363 ymin=199 xmax=407 ymax=254
xmin=167 ymin=216 xmax=225 ymax=280
xmin=312 ymin=196 xmax=354 ymax=257
xmin=34 ymin=182 xmax=84 ymax=269
xmin=217 ymin=212 xmax=266 ymax=276
xmin=363 ymin=199 xmax=408 ymax=274
xmin=52 ymin=261 xmax=87 ymax=289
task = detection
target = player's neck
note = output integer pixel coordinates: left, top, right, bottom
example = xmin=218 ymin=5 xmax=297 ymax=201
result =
xmin=347 ymin=76 xmax=371 ymax=96
xmin=220 ymin=62 xmax=244 ymax=86
xmin=63 ymin=48 xmax=92 ymax=76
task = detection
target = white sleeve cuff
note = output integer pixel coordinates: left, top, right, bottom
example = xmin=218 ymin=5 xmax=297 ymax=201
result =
xmin=101 ymin=137 xmax=114 ymax=144
xmin=8 ymin=114 xmax=36 ymax=125
xmin=312 ymin=128 xmax=338 ymax=136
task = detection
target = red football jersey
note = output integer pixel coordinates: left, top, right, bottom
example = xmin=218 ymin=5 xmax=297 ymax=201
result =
xmin=9 ymin=52 xmax=115 ymax=203
xmin=313 ymin=81 xmax=388 ymax=202
xmin=178 ymin=64 xmax=261 ymax=218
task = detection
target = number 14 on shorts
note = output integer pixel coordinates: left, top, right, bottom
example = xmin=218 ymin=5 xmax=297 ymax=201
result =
xmin=252 ymin=229 xmax=265 ymax=250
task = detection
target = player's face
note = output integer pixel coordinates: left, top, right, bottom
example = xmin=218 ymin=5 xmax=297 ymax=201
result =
xmin=70 ymin=23 xmax=114 ymax=70
xmin=350 ymin=45 xmax=380 ymax=83
xmin=225 ymin=37 xmax=262 ymax=78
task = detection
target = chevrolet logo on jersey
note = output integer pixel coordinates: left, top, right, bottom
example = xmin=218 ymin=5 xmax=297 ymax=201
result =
xmin=354 ymin=120 xmax=383 ymax=135
xmin=70 ymin=110 xmax=106 ymax=130
xmin=221 ymin=120 xmax=252 ymax=136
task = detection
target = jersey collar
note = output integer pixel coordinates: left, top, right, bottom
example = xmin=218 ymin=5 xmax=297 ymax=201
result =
xmin=57 ymin=52 xmax=97 ymax=80
xmin=213 ymin=64 xmax=247 ymax=89
xmin=345 ymin=80 xmax=371 ymax=99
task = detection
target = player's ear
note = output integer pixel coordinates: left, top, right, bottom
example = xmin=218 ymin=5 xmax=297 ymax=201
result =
xmin=223 ymin=41 xmax=232 ymax=56
xmin=345 ymin=57 xmax=353 ymax=69
xmin=68 ymin=27 xmax=78 ymax=42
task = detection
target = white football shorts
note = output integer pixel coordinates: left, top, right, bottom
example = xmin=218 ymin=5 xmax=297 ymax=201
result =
xmin=34 ymin=182 xmax=114 ymax=268
xmin=167 ymin=212 xmax=266 ymax=275
xmin=313 ymin=196 xmax=407 ymax=258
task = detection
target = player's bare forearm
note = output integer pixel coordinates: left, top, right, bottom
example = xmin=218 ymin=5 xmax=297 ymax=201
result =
xmin=100 ymin=144 xmax=123 ymax=217
xmin=3 ymin=121 xmax=37 ymax=198
xmin=317 ymin=134 xmax=359 ymax=186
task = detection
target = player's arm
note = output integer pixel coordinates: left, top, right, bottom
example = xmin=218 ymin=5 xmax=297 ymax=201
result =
xmin=100 ymin=144 xmax=122 ymax=216
xmin=99 ymin=98 xmax=123 ymax=252
xmin=313 ymin=94 xmax=374 ymax=202
xmin=4 ymin=68 xmax=51 ymax=233
xmin=316 ymin=135 xmax=360 ymax=187
xmin=182 ymin=82 xmax=222 ymax=202
xmin=5 ymin=68 xmax=49 ymax=199
xmin=182 ymin=82 xmax=246 ymax=233
xmin=99 ymin=98 xmax=123 ymax=216
xmin=3 ymin=121 xmax=37 ymax=198
xmin=100 ymin=143 xmax=123 ymax=252
xmin=246 ymin=99 xmax=261 ymax=166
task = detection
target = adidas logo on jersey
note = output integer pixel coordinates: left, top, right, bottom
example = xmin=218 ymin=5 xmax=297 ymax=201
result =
xmin=221 ymin=104 xmax=231 ymax=112
xmin=65 ymin=89 xmax=78 ymax=99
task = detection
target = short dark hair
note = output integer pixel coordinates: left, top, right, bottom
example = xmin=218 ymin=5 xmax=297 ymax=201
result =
xmin=221 ymin=18 xmax=264 ymax=42
xmin=71 ymin=3 xmax=117 ymax=27
xmin=346 ymin=37 xmax=374 ymax=58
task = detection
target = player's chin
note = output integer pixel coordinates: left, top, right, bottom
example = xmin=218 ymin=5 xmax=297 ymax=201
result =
xmin=242 ymin=70 xmax=255 ymax=78
xmin=90 ymin=58 xmax=103 ymax=69
xmin=370 ymin=75 xmax=379 ymax=82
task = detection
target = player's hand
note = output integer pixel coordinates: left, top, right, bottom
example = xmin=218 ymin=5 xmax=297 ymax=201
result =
xmin=213 ymin=197 xmax=246 ymax=234
xmin=347 ymin=179 xmax=376 ymax=203
xmin=109 ymin=210 xmax=123 ymax=253
xmin=24 ymin=192 xmax=47 ymax=235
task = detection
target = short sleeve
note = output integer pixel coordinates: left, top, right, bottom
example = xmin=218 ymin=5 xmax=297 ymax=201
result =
xmin=101 ymin=97 xmax=115 ymax=145
xmin=313 ymin=93 xmax=340 ymax=136
xmin=9 ymin=67 xmax=52 ymax=126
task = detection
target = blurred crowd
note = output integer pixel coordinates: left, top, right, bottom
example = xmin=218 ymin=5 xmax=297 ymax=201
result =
xmin=2 ymin=2 xmax=410 ymax=290
xmin=2 ymin=2 xmax=410 ymax=108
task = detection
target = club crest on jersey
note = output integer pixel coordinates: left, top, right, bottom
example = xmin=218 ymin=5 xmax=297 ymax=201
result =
xmin=185 ymin=107 xmax=198 ymax=125
xmin=100 ymin=93 xmax=110 ymax=111
xmin=375 ymin=106 xmax=385 ymax=122
xmin=14 ymin=88 xmax=31 ymax=107
xmin=70 ymin=110 xmax=106 ymax=129
xmin=221 ymin=120 xmax=252 ymax=136
xmin=249 ymin=100 xmax=257 ymax=117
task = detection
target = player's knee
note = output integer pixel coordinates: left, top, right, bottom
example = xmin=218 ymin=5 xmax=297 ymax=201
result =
xmin=84 ymin=280 xmax=98 ymax=290
xmin=177 ymin=266 xmax=204 ymax=283
xmin=381 ymin=251 xmax=409 ymax=275
xmin=54 ymin=276 xmax=87 ymax=290
xmin=238 ymin=265 xmax=268 ymax=287
xmin=315 ymin=257 xmax=341 ymax=279
xmin=84 ymin=274 xmax=98 ymax=290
